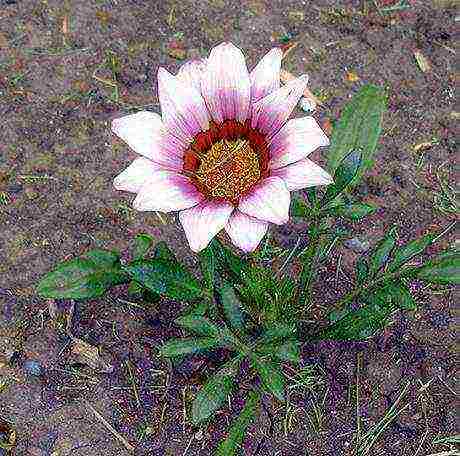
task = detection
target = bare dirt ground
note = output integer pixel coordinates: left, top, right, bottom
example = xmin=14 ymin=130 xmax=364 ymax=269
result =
xmin=0 ymin=1 xmax=457 ymax=455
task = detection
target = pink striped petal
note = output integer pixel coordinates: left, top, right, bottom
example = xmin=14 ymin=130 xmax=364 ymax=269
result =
xmin=225 ymin=210 xmax=268 ymax=253
xmin=269 ymin=116 xmax=330 ymax=169
xmin=251 ymin=75 xmax=309 ymax=139
xmin=133 ymin=171 xmax=204 ymax=212
xmin=177 ymin=59 xmax=207 ymax=93
xmin=179 ymin=201 xmax=234 ymax=252
xmin=201 ymin=42 xmax=251 ymax=123
xmin=158 ymin=67 xmax=210 ymax=142
xmin=238 ymin=176 xmax=290 ymax=225
xmin=250 ymin=48 xmax=283 ymax=103
xmin=112 ymin=111 xmax=185 ymax=170
xmin=271 ymin=158 xmax=333 ymax=191
xmin=113 ymin=157 xmax=163 ymax=193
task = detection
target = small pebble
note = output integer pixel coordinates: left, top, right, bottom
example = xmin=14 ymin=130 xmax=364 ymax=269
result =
xmin=344 ymin=237 xmax=371 ymax=253
xmin=23 ymin=359 xmax=44 ymax=376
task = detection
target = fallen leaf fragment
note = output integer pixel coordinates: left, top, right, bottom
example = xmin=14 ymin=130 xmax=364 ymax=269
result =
xmin=346 ymin=70 xmax=360 ymax=82
xmin=413 ymin=141 xmax=436 ymax=152
xmin=70 ymin=337 xmax=114 ymax=374
xmin=413 ymin=50 xmax=431 ymax=73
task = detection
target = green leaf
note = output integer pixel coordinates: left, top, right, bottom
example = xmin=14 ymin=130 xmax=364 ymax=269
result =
xmin=258 ymin=340 xmax=300 ymax=364
xmin=368 ymin=227 xmax=398 ymax=276
xmin=127 ymin=280 xmax=143 ymax=296
xmin=251 ymin=356 xmax=285 ymax=401
xmin=323 ymin=149 xmax=362 ymax=203
xmin=326 ymin=84 xmax=387 ymax=186
xmin=306 ymin=187 xmax=317 ymax=205
xmin=124 ymin=258 xmax=203 ymax=301
xmin=159 ymin=338 xmax=219 ymax=357
xmin=132 ymin=233 xmax=154 ymax=261
xmin=174 ymin=315 xmax=221 ymax=338
xmin=356 ymin=258 xmax=369 ymax=285
xmin=37 ymin=249 xmax=127 ymax=300
xmin=153 ymin=241 xmax=176 ymax=261
xmin=411 ymin=252 xmax=460 ymax=285
xmin=330 ymin=202 xmax=378 ymax=220
xmin=215 ymin=391 xmax=260 ymax=456
xmin=261 ymin=323 xmax=296 ymax=344
xmin=319 ymin=293 xmax=396 ymax=341
xmin=291 ymin=195 xmax=311 ymax=218
xmin=388 ymin=233 xmax=435 ymax=272
xmin=219 ymin=284 xmax=246 ymax=334
xmin=382 ymin=281 xmax=417 ymax=311
xmin=213 ymin=239 xmax=248 ymax=282
xmin=192 ymin=369 xmax=235 ymax=425
xmin=199 ymin=244 xmax=216 ymax=292
xmin=127 ymin=279 xmax=161 ymax=303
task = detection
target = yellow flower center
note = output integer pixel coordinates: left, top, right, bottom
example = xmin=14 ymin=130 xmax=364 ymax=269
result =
xmin=195 ymin=139 xmax=261 ymax=203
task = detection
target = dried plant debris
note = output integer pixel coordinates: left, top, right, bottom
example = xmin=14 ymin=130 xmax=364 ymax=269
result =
xmin=0 ymin=418 xmax=16 ymax=453
xmin=69 ymin=338 xmax=114 ymax=374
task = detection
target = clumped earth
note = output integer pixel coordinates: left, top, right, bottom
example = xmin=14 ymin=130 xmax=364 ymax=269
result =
xmin=0 ymin=1 xmax=457 ymax=455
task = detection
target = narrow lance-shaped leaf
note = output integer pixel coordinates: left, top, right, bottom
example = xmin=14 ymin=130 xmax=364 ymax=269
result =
xmin=323 ymin=149 xmax=362 ymax=203
xmin=153 ymin=241 xmax=176 ymax=261
xmin=356 ymin=257 xmax=369 ymax=285
xmin=124 ymin=258 xmax=204 ymax=301
xmin=329 ymin=202 xmax=378 ymax=220
xmin=218 ymin=283 xmax=246 ymax=334
xmin=261 ymin=322 xmax=296 ymax=344
xmin=159 ymin=338 xmax=219 ymax=357
xmin=199 ymin=244 xmax=216 ymax=292
xmin=319 ymin=292 xmax=397 ymax=341
xmin=37 ymin=249 xmax=128 ymax=300
xmin=257 ymin=340 xmax=300 ymax=364
xmin=326 ymin=84 xmax=387 ymax=187
xmin=213 ymin=239 xmax=249 ymax=283
xmin=191 ymin=363 xmax=238 ymax=425
xmin=251 ymin=356 xmax=286 ymax=401
xmin=174 ymin=315 xmax=221 ymax=338
xmin=388 ymin=233 xmax=435 ymax=272
xmin=291 ymin=194 xmax=311 ymax=218
xmin=132 ymin=233 xmax=154 ymax=260
xmin=368 ymin=227 xmax=398 ymax=276
xmin=215 ymin=391 xmax=260 ymax=456
xmin=381 ymin=280 xmax=417 ymax=311
xmin=410 ymin=252 xmax=460 ymax=285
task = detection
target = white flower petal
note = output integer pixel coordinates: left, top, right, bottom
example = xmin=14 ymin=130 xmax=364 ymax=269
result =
xmin=112 ymin=111 xmax=185 ymax=170
xmin=177 ymin=59 xmax=207 ymax=93
xmin=112 ymin=111 xmax=162 ymax=158
xmin=133 ymin=171 xmax=204 ymax=212
xmin=251 ymin=75 xmax=308 ymax=139
xmin=179 ymin=201 xmax=234 ymax=252
xmin=113 ymin=157 xmax=163 ymax=193
xmin=271 ymin=158 xmax=333 ymax=191
xmin=158 ymin=67 xmax=210 ymax=142
xmin=201 ymin=42 xmax=251 ymax=123
xmin=238 ymin=176 xmax=290 ymax=225
xmin=225 ymin=210 xmax=268 ymax=252
xmin=250 ymin=48 xmax=283 ymax=103
xmin=269 ymin=116 xmax=330 ymax=169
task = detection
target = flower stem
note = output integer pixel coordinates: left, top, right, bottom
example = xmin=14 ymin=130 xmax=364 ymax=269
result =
xmin=297 ymin=221 xmax=323 ymax=313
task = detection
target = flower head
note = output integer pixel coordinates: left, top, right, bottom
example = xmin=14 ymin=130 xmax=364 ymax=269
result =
xmin=112 ymin=43 xmax=332 ymax=252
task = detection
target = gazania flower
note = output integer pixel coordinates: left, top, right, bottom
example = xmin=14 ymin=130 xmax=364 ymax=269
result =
xmin=112 ymin=42 xmax=332 ymax=253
